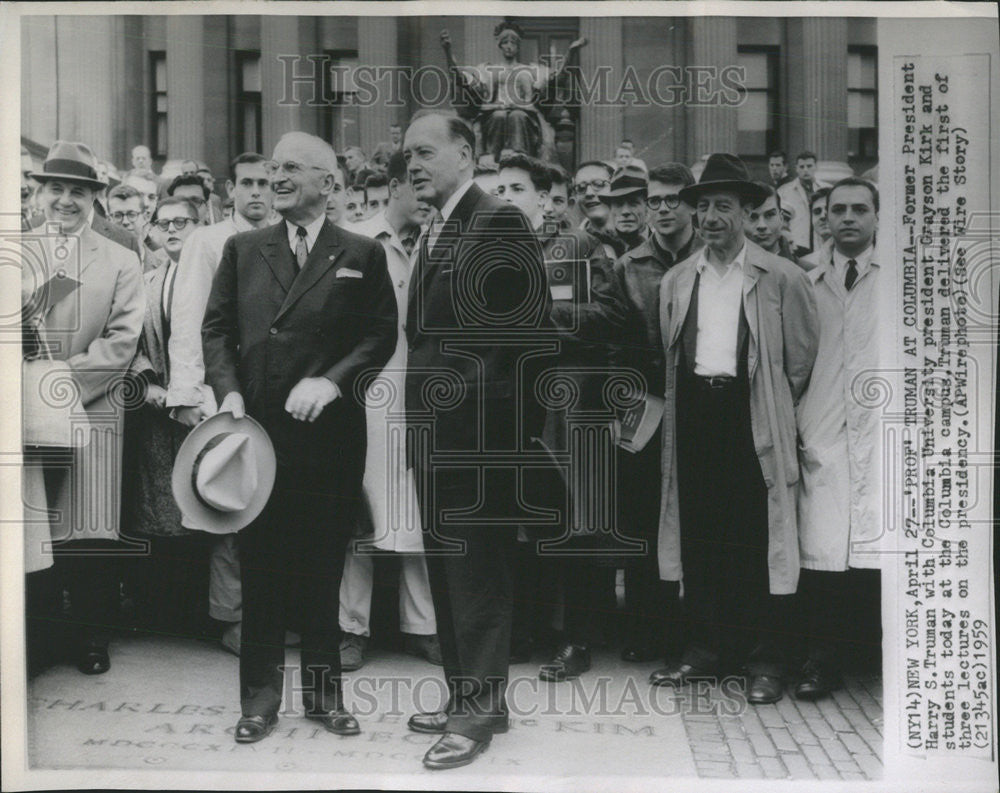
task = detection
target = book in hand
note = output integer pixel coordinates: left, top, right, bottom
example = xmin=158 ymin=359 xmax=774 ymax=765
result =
xmin=544 ymin=257 xmax=591 ymax=303
xmin=614 ymin=392 xmax=665 ymax=454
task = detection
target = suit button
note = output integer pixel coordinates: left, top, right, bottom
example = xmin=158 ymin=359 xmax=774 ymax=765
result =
xmin=269 ymin=327 xmax=277 ymax=336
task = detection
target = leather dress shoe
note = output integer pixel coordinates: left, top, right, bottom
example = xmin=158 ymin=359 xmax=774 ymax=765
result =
xmin=747 ymin=674 xmax=784 ymax=704
xmin=408 ymin=710 xmax=509 ymax=734
xmin=648 ymin=662 xmax=717 ymax=687
xmin=794 ymin=660 xmax=843 ymax=701
xmin=77 ymin=642 xmax=110 ymax=675
xmin=422 ymin=732 xmax=489 ymax=770
xmin=306 ymin=707 xmax=361 ymax=736
xmin=539 ymin=643 xmax=591 ymax=682
xmin=234 ymin=713 xmax=278 ymax=743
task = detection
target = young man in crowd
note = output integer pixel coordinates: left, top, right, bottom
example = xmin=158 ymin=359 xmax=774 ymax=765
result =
xmin=767 ymin=150 xmax=792 ymax=188
xmin=167 ymin=174 xmax=213 ymax=225
xmin=574 ymin=160 xmax=621 ymax=258
xmin=794 ymin=177 xmax=882 ymax=700
xmin=363 ymin=173 xmax=390 ymax=219
xmin=107 ymin=183 xmax=165 ymax=272
xmin=496 ymin=153 xmax=629 ymax=676
xmin=612 ymin=163 xmax=702 ymax=665
xmin=542 ymin=164 xmax=574 ymax=228
xmin=745 ymin=183 xmax=801 ymax=264
xmin=797 ymin=187 xmax=833 ymax=270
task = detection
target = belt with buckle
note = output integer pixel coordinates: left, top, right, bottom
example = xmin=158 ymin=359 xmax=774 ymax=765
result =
xmin=693 ymin=374 xmax=737 ymax=390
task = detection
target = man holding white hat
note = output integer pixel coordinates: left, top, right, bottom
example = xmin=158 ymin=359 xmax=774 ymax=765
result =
xmin=201 ymin=131 xmax=397 ymax=743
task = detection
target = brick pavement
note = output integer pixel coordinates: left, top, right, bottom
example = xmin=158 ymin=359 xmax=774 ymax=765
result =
xmin=682 ymin=673 xmax=883 ymax=780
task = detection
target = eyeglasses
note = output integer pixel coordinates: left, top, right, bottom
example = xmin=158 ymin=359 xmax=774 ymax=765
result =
xmin=180 ymin=196 xmax=206 ymax=207
xmin=574 ymin=179 xmax=609 ymax=195
xmin=153 ymin=217 xmax=195 ymax=232
xmin=264 ymin=160 xmax=329 ymax=178
xmin=111 ymin=210 xmax=142 ymax=222
xmin=645 ymin=194 xmax=682 ymax=210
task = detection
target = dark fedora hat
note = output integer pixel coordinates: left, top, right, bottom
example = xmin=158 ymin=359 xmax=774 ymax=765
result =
xmin=598 ymin=162 xmax=648 ymax=203
xmin=29 ymin=141 xmax=107 ymax=190
xmin=679 ymin=153 xmax=769 ymax=207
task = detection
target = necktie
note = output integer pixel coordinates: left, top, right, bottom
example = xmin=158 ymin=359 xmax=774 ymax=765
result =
xmin=401 ymin=233 xmax=415 ymax=257
xmin=845 ymin=258 xmax=858 ymax=291
xmin=294 ymin=225 xmax=309 ymax=271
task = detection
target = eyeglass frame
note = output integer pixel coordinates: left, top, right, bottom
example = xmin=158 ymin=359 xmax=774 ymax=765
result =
xmin=263 ymin=159 xmax=331 ymax=178
xmin=574 ymin=179 xmax=610 ymax=195
xmin=153 ymin=216 xmax=196 ymax=232
xmin=110 ymin=210 xmax=143 ymax=222
xmin=645 ymin=194 xmax=683 ymax=210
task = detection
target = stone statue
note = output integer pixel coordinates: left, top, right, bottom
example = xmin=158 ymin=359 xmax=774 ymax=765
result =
xmin=442 ymin=19 xmax=587 ymax=163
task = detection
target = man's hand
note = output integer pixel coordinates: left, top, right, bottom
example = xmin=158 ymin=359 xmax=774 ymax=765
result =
xmin=145 ymin=384 xmax=167 ymax=409
xmin=568 ymin=37 xmax=588 ymax=52
xmin=174 ymin=404 xmax=209 ymax=427
xmin=219 ymin=391 xmax=246 ymax=419
xmin=440 ymin=29 xmax=452 ymax=53
xmin=285 ymin=377 xmax=339 ymax=422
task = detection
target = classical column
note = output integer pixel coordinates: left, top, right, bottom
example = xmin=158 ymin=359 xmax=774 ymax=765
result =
xmin=260 ymin=16 xmax=308 ymax=156
xmin=686 ymin=17 xmax=738 ymax=162
xmin=165 ymin=17 xmax=206 ymax=161
xmin=801 ymin=18 xmax=848 ymax=161
xmin=55 ymin=16 xmax=116 ymax=159
xmin=578 ymin=18 xmax=623 ymax=163
xmin=358 ymin=17 xmax=399 ymax=157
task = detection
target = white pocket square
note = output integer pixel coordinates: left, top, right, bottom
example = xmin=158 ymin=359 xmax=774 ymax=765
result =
xmin=337 ymin=268 xmax=363 ymax=279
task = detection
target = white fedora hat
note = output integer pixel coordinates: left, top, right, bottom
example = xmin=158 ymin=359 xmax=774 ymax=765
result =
xmin=172 ymin=412 xmax=276 ymax=534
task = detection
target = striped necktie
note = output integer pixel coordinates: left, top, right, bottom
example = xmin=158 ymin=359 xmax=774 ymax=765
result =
xmin=294 ymin=225 xmax=309 ymax=271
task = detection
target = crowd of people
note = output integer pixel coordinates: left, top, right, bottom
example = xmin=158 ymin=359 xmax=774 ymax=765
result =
xmin=22 ymin=111 xmax=881 ymax=770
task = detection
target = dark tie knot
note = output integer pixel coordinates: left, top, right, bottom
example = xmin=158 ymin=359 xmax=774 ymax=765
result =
xmin=295 ymin=225 xmax=308 ymax=238
xmin=845 ymin=258 xmax=858 ymax=291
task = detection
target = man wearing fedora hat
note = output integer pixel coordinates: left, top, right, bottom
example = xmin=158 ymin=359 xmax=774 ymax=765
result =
xmin=202 ymin=131 xmax=397 ymax=744
xmin=599 ymin=163 xmax=650 ymax=255
xmin=25 ymin=142 xmax=142 ymax=260
xmin=650 ymin=153 xmax=818 ymax=704
xmin=23 ymin=140 xmax=145 ymax=676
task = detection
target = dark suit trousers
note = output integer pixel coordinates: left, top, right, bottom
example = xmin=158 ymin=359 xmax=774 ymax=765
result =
xmin=798 ymin=568 xmax=882 ymax=672
xmin=239 ymin=467 xmax=355 ymax=717
xmin=423 ymin=520 xmax=517 ymax=743
xmin=618 ymin=427 xmax=680 ymax=654
xmin=675 ymin=368 xmax=793 ymax=677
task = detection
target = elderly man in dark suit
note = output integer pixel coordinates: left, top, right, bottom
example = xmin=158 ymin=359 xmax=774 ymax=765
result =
xmin=202 ymin=131 xmax=397 ymax=743
xmin=403 ymin=111 xmax=553 ymax=770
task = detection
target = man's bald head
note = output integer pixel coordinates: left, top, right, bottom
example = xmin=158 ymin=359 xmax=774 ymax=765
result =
xmin=273 ymin=132 xmax=338 ymax=173
xmin=270 ymin=132 xmax=337 ymax=225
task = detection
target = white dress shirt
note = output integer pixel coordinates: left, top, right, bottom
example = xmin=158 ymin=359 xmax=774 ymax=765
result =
xmin=694 ymin=243 xmax=748 ymax=377
xmin=285 ymin=212 xmax=326 ymax=256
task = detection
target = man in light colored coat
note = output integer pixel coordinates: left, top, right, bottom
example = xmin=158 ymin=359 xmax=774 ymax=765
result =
xmin=794 ymin=177 xmax=882 ymax=700
xmin=650 ymin=153 xmax=818 ymax=705
xmin=22 ymin=141 xmax=145 ymax=675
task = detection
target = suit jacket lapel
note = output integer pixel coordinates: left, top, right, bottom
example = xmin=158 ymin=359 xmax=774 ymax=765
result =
xmin=406 ymin=183 xmax=485 ymax=334
xmin=274 ymin=219 xmax=344 ymax=324
xmin=260 ymin=221 xmax=297 ymax=295
xmin=144 ymin=265 xmax=166 ymax=357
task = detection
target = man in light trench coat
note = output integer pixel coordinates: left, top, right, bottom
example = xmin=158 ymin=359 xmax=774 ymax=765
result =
xmin=793 ymin=177 xmax=883 ymax=700
xmin=650 ymin=153 xmax=819 ymax=705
